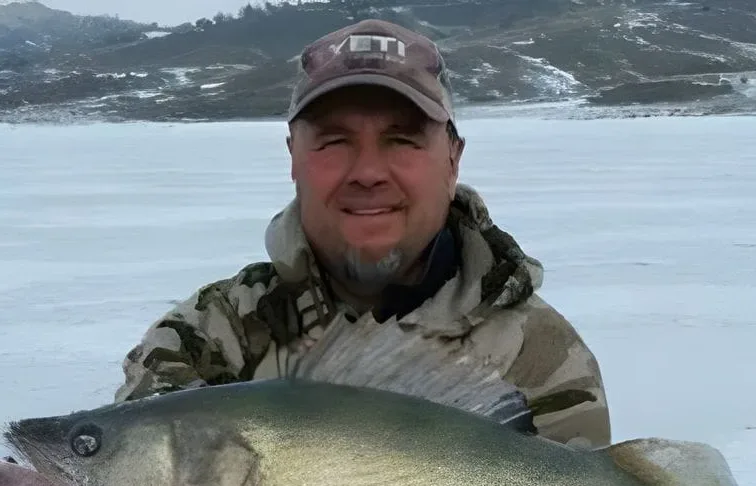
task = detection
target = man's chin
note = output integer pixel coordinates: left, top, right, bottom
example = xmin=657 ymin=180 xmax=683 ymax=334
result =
xmin=340 ymin=214 xmax=405 ymax=250
xmin=332 ymin=246 xmax=405 ymax=295
xmin=343 ymin=243 xmax=401 ymax=264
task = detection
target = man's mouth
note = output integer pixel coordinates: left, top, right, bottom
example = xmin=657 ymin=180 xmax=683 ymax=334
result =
xmin=343 ymin=207 xmax=398 ymax=216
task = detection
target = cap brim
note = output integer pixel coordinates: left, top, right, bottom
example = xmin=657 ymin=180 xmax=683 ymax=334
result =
xmin=287 ymin=73 xmax=450 ymax=123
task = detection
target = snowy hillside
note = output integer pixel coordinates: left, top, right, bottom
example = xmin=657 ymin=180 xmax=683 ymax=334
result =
xmin=1 ymin=0 xmax=756 ymax=122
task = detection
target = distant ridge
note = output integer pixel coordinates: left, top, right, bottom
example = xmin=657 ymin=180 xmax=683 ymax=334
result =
xmin=1 ymin=0 xmax=755 ymax=123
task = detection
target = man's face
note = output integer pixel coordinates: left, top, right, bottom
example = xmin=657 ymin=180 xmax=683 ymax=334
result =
xmin=287 ymin=86 xmax=464 ymax=294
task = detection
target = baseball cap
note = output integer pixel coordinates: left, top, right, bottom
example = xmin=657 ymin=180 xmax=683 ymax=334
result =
xmin=287 ymin=19 xmax=455 ymax=124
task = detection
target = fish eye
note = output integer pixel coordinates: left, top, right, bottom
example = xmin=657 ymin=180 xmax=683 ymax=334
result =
xmin=69 ymin=423 xmax=102 ymax=458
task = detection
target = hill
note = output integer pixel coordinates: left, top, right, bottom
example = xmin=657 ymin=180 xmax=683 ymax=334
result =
xmin=1 ymin=0 xmax=755 ymax=122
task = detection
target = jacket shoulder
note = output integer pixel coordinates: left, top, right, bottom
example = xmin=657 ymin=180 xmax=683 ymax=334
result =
xmin=114 ymin=261 xmax=279 ymax=402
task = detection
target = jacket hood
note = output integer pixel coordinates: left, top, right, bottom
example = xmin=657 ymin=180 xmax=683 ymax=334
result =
xmin=264 ymin=183 xmax=544 ymax=319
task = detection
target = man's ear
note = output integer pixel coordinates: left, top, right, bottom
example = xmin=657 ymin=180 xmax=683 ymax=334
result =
xmin=451 ymin=136 xmax=465 ymax=173
xmin=447 ymin=136 xmax=465 ymax=199
xmin=286 ymin=130 xmax=296 ymax=181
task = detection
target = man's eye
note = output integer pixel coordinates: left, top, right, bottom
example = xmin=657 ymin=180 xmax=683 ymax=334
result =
xmin=391 ymin=136 xmax=417 ymax=145
xmin=317 ymin=138 xmax=345 ymax=149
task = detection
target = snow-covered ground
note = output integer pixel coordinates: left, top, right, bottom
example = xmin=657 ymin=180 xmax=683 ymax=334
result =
xmin=0 ymin=115 xmax=754 ymax=484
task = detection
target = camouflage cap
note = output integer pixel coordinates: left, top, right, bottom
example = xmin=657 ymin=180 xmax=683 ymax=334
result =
xmin=288 ymin=19 xmax=455 ymax=124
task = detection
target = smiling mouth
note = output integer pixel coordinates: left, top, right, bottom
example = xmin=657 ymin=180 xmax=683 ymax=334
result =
xmin=343 ymin=208 xmax=399 ymax=216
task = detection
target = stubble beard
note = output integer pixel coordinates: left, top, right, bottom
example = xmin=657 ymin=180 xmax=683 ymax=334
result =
xmin=340 ymin=245 xmax=405 ymax=295
xmin=310 ymin=240 xmax=406 ymax=297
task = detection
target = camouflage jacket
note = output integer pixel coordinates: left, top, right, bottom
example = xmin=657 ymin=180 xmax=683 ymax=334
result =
xmin=115 ymin=183 xmax=612 ymax=448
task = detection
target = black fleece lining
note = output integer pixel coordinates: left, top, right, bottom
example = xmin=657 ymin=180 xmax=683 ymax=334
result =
xmin=373 ymin=226 xmax=460 ymax=323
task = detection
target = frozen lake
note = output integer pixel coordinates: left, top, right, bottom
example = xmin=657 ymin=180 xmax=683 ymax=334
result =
xmin=1 ymin=115 xmax=754 ymax=484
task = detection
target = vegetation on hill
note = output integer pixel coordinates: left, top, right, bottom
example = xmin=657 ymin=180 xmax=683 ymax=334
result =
xmin=1 ymin=0 xmax=755 ymax=122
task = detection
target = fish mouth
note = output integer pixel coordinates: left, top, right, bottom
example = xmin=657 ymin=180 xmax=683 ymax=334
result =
xmin=3 ymin=418 xmax=78 ymax=486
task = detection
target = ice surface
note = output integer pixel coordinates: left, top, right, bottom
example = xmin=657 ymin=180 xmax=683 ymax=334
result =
xmin=0 ymin=115 xmax=754 ymax=484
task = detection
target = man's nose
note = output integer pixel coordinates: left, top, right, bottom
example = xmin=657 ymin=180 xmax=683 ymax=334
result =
xmin=345 ymin=142 xmax=390 ymax=188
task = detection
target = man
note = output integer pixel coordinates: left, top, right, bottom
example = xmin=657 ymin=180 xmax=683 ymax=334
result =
xmin=110 ymin=18 xmax=611 ymax=449
xmin=0 ymin=19 xmax=610 ymax=482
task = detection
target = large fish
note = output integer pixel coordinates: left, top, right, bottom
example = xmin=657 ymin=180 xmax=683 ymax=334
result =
xmin=1 ymin=378 xmax=739 ymax=486
xmin=1 ymin=315 xmax=740 ymax=485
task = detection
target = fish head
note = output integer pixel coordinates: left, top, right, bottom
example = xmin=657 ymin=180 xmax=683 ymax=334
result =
xmin=4 ymin=394 xmax=264 ymax=486
xmin=3 ymin=402 xmax=183 ymax=486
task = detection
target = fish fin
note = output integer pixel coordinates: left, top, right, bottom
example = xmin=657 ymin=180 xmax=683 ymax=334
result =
xmin=603 ymin=438 xmax=739 ymax=486
xmin=3 ymin=423 xmax=29 ymax=466
xmin=290 ymin=313 xmax=536 ymax=433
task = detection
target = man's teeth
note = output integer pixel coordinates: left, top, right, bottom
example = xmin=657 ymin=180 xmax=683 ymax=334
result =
xmin=349 ymin=208 xmax=393 ymax=215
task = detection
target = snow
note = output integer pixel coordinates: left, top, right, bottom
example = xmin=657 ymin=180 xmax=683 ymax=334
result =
xmin=676 ymin=49 xmax=731 ymax=64
xmin=143 ymin=31 xmax=170 ymax=39
xmin=740 ymin=78 xmax=756 ymax=99
xmin=160 ymin=67 xmax=201 ymax=85
xmin=200 ymin=82 xmax=226 ymax=90
xmin=0 ymin=116 xmax=754 ymax=484
xmin=623 ymin=34 xmax=654 ymax=47
xmin=131 ymin=90 xmax=162 ymax=99
xmin=517 ymin=54 xmax=585 ymax=96
xmin=732 ymin=42 xmax=756 ymax=61
xmin=206 ymin=63 xmax=254 ymax=71
xmin=626 ymin=11 xmax=663 ymax=29
xmin=619 ymin=9 xmax=691 ymax=37
xmin=94 ymin=72 xmax=149 ymax=79
xmin=693 ymin=34 xmax=756 ymax=61
xmin=467 ymin=62 xmax=499 ymax=88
